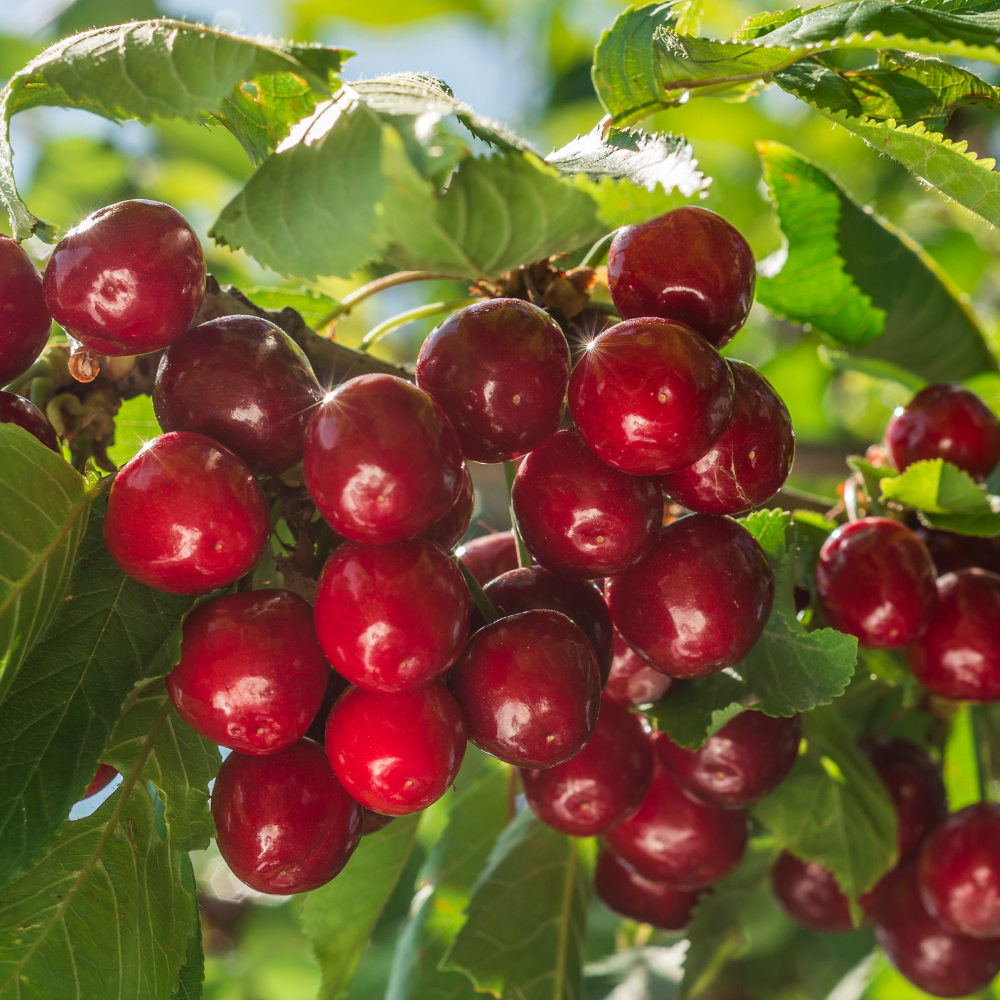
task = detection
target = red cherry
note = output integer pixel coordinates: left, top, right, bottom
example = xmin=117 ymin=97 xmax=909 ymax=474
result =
xmin=449 ymin=609 xmax=601 ymax=768
xmin=595 ymin=848 xmax=699 ymax=930
xmin=0 ymin=391 xmax=59 ymax=451
xmin=457 ymin=531 xmax=519 ymax=585
xmin=519 ymin=696 xmax=654 ymax=836
xmin=420 ymin=464 xmax=474 ymax=550
xmin=212 ymin=739 xmax=362 ymax=894
xmin=915 ymin=525 xmax=1000 ymax=577
xmin=607 ymin=207 xmax=756 ymax=348
xmin=606 ymin=514 xmax=773 ymax=679
xmin=907 ymin=569 xmax=1000 ymax=701
xmin=313 ymin=538 xmax=470 ymax=692
xmin=603 ymin=630 xmax=672 ymax=707
xmin=511 ymin=429 xmax=662 ymax=578
xmin=885 ymin=383 xmax=1000 ymax=482
xmin=816 ymin=518 xmax=937 ymax=649
xmin=660 ymin=361 xmax=794 ymax=515
xmin=305 ymin=668 xmax=351 ymax=744
xmin=568 ymin=318 xmax=734 ymax=475
xmin=325 ymin=682 xmax=466 ymax=815
xmin=303 ymin=373 xmax=463 ymax=544
xmin=0 ymin=235 xmax=50 ymax=385
xmin=83 ymin=763 xmax=118 ymax=799
xmin=42 ymin=200 xmax=205 ymax=357
xmin=103 ymin=431 xmax=270 ymax=595
xmin=166 ymin=590 xmax=329 ymax=754
xmin=415 ymin=298 xmax=570 ymax=463
xmin=771 ymin=852 xmax=859 ymax=933
xmin=363 ymin=809 xmax=394 ymax=835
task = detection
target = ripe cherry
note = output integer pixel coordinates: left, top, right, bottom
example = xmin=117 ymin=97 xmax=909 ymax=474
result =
xmin=815 ymin=518 xmax=937 ymax=649
xmin=595 ymin=848 xmax=699 ymax=930
xmin=363 ymin=809 xmax=394 ymax=836
xmin=103 ymin=431 xmax=270 ymax=595
xmin=415 ymin=298 xmax=570 ymax=464
xmin=83 ymin=763 xmax=118 ymax=799
xmin=212 ymin=739 xmax=362 ymax=894
xmin=606 ymin=514 xmax=773 ymax=679
xmin=771 ymin=852 xmax=861 ymax=933
xmin=568 ymin=318 xmax=734 ymax=475
xmin=153 ymin=315 xmax=323 ymax=476
xmin=305 ymin=668 xmax=351 ymax=743
xmin=303 ymin=373 xmax=463 ymax=544
xmin=511 ymin=429 xmax=662 ymax=578
xmin=0 ymin=391 xmax=59 ymax=451
xmin=325 ymin=682 xmax=466 ymax=815
xmin=420 ymin=464 xmax=474 ymax=550
xmin=457 ymin=531 xmax=519 ymax=585
xmin=43 ymin=200 xmax=205 ymax=357
xmin=914 ymin=525 xmax=1000 ymax=577
xmin=449 ymin=609 xmax=601 ymax=768
xmin=607 ymin=207 xmax=756 ymax=348
xmin=660 ymin=360 xmax=794 ymax=515
xmin=313 ymin=538 xmax=470 ymax=692
xmin=0 ymin=235 xmax=50 ymax=385
xmin=603 ymin=631 xmax=672 ymax=708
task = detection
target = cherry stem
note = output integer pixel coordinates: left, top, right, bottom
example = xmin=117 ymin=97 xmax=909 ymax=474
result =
xmin=457 ymin=560 xmax=498 ymax=625
xmin=503 ymin=460 xmax=531 ymax=569
xmin=358 ymin=298 xmax=480 ymax=354
xmin=316 ymin=271 xmax=465 ymax=329
xmin=969 ymin=706 xmax=993 ymax=802
xmin=579 ymin=230 xmax=617 ymax=269
xmin=843 ymin=476 xmax=861 ymax=522
xmin=3 ymin=357 xmax=52 ymax=394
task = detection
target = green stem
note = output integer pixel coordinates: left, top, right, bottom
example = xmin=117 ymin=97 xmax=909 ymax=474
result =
xmin=315 ymin=271 xmax=464 ymax=328
xmin=457 ymin=560 xmax=499 ymax=625
xmin=970 ymin=705 xmax=994 ymax=802
xmin=504 ymin=461 xmax=531 ymax=569
xmin=579 ymin=230 xmax=617 ymax=269
xmin=359 ymin=298 xmax=479 ymax=354
xmin=3 ymin=356 xmax=52 ymax=394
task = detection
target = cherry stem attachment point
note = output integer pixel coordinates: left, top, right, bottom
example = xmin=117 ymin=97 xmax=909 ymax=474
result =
xmin=3 ymin=357 xmax=53 ymax=395
xmin=359 ymin=298 xmax=480 ymax=354
xmin=503 ymin=460 xmax=531 ymax=569
xmin=316 ymin=271 xmax=465 ymax=329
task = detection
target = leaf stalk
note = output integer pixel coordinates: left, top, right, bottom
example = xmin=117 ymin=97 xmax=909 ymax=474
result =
xmin=358 ymin=298 xmax=479 ymax=353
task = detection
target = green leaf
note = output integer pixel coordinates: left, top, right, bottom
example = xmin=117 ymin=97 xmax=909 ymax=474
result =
xmin=920 ymin=508 xmax=1000 ymax=535
xmin=817 ymin=345 xmax=928 ymax=392
xmin=245 ymin=286 xmax=340 ymax=329
xmin=880 ymin=458 xmax=992 ymax=513
xmin=171 ymin=853 xmax=205 ymax=1000
xmin=107 ymin=394 xmax=161 ymax=469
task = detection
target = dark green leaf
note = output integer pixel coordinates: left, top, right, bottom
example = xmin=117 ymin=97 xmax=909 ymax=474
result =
xmin=920 ymin=509 xmax=1000 ymax=535
xmin=245 ymin=286 xmax=340 ymax=329
xmin=880 ymin=458 xmax=992 ymax=513
xmin=171 ymin=853 xmax=205 ymax=1000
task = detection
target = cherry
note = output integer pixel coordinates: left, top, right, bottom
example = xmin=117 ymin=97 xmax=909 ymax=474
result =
xmin=603 ymin=630 xmax=672 ymax=707
xmin=918 ymin=803 xmax=1000 ymax=938
xmin=43 ymin=200 xmax=205 ymax=357
xmin=906 ymin=569 xmax=1000 ymax=701
xmin=771 ymin=852 xmax=859 ymax=933
xmin=595 ymin=848 xmax=699 ymax=930
xmin=420 ymin=464 xmax=474 ymax=550
xmin=519 ymin=696 xmax=654 ymax=836
xmin=449 ymin=609 xmax=601 ymax=768
xmin=305 ymin=668 xmax=351 ymax=744
xmin=457 ymin=531 xmax=519 ymax=585
xmin=415 ymin=298 xmax=570 ymax=463
xmin=303 ymin=373 xmax=463 ymax=545
xmin=0 ymin=391 xmax=59 ymax=451
xmin=0 ymin=235 xmax=50 ymax=385
xmin=83 ymin=763 xmax=118 ymax=799
xmin=153 ymin=315 xmax=323 ymax=476
xmin=568 ymin=318 xmax=734 ymax=475
xmin=656 ymin=711 xmax=801 ymax=810
xmin=660 ymin=360 xmax=794 ymax=515
xmin=604 ymin=761 xmax=749 ymax=889
xmin=815 ymin=518 xmax=937 ymax=649
xmin=363 ymin=809 xmax=394 ymax=836
xmin=313 ymin=538 xmax=470 ymax=692
xmin=606 ymin=514 xmax=773 ymax=679
xmin=885 ymin=383 xmax=1000 ymax=482
xmin=914 ymin=525 xmax=1000 ymax=577
xmin=325 ymin=682 xmax=466 ymax=815
xmin=510 ymin=429 xmax=662 ymax=578
xmin=212 ymin=738 xmax=362 ymax=894
xmin=606 ymin=207 xmax=756 ymax=348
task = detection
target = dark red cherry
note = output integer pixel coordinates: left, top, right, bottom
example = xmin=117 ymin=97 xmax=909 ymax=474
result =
xmin=568 ymin=318 xmax=735 ymax=475
xmin=42 ymin=200 xmax=205 ymax=357
xmin=103 ymin=431 xmax=270 ymax=595
xmin=313 ymin=538 xmax=470 ymax=692
xmin=325 ymin=682 xmax=466 ymax=815
xmin=606 ymin=514 xmax=773 ymax=679
xmin=914 ymin=525 xmax=1000 ymax=577
xmin=907 ymin=569 xmax=1000 ymax=701
xmin=595 ymin=848 xmax=699 ymax=930
xmin=519 ymin=696 xmax=654 ymax=836
xmin=449 ymin=609 xmax=600 ymax=768
xmin=511 ymin=429 xmax=661 ymax=578
xmin=420 ymin=464 xmax=474 ymax=550
xmin=363 ymin=809 xmax=394 ymax=836
xmin=607 ymin=207 xmax=756 ymax=348
xmin=83 ymin=763 xmax=118 ymax=799
xmin=816 ymin=518 xmax=937 ymax=649
xmin=660 ymin=361 xmax=794 ymax=514
xmin=305 ymin=668 xmax=351 ymax=744
xmin=458 ymin=531 xmax=520 ymax=585
xmin=656 ymin=711 xmax=801 ymax=810
xmin=212 ymin=738 xmax=362 ymax=894
xmin=415 ymin=298 xmax=570 ymax=464
xmin=603 ymin=630 xmax=673 ymax=707
xmin=885 ymin=383 xmax=1000 ymax=482
xmin=303 ymin=373 xmax=463 ymax=544
xmin=771 ymin=852 xmax=859 ymax=933
xmin=918 ymin=804 xmax=1000 ymax=938
xmin=875 ymin=862 xmax=1000 ymax=997
xmin=0 ymin=235 xmax=50 ymax=385
xmin=153 ymin=315 xmax=323 ymax=476
xmin=0 ymin=391 xmax=59 ymax=451
xmin=605 ymin=761 xmax=749 ymax=890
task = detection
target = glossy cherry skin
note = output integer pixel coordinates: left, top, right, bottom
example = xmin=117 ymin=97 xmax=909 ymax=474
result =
xmin=607 ymin=207 xmax=755 ymax=348
xmin=303 ymin=373 xmax=463 ymax=544
xmin=84 ymin=763 xmax=118 ymax=799
xmin=915 ymin=525 xmax=1000 ymax=577
xmin=519 ymin=697 xmax=654 ymax=836
xmin=325 ymin=682 xmax=466 ymax=815
xmin=606 ymin=514 xmax=773 ymax=679
xmin=103 ymin=432 xmax=270 ymax=595
xmin=907 ymin=569 xmax=1000 ymax=701
xmin=511 ymin=429 xmax=662 ymax=578
xmin=166 ymin=590 xmax=329 ymax=754
xmin=603 ymin=630 xmax=672 ymax=707
xmin=816 ymin=518 xmax=937 ymax=650
xmin=771 ymin=852 xmax=860 ymax=933
xmin=458 ymin=531 xmax=519 ymax=585
xmin=660 ymin=361 xmax=794 ymax=514
xmin=153 ymin=315 xmax=323 ymax=476
xmin=605 ymin=762 xmax=749 ymax=890
xmin=363 ymin=809 xmax=394 ymax=835
xmin=305 ymin=668 xmax=351 ymax=744
xmin=313 ymin=538 xmax=470 ymax=692
xmin=0 ymin=391 xmax=59 ymax=451
xmin=885 ymin=383 xmax=1000 ymax=482
xmin=0 ymin=235 xmax=50 ymax=385
xmin=595 ymin=848 xmax=699 ymax=930
xmin=415 ymin=298 xmax=570 ymax=464
xmin=449 ymin=609 xmax=601 ymax=768
xmin=212 ymin=738 xmax=362 ymax=894
xmin=43 ymin=200 xmax=205 ymax=357
xmin=420 ymin=464 xmax=474 ymax=550
xmin=569 ymin=318 xmax=734 ymax=475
